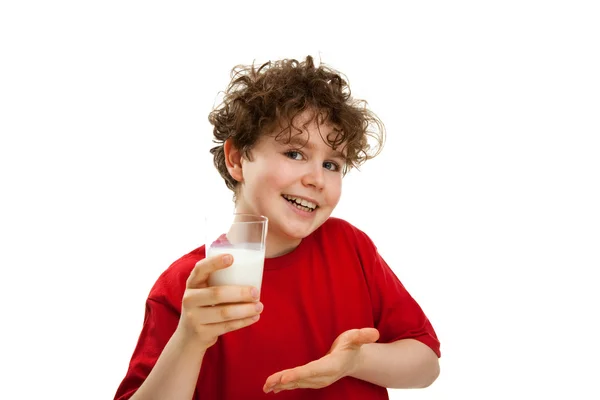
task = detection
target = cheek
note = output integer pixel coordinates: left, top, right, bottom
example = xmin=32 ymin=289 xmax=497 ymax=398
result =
xmin=265 ymin=164 xmax=297 ymax=189
xmin=250 ymin=164 xmax=288 ymax=196
xmin=326 ymin=176 xmax=343 ymax=205
xmin=264 ymin=170 xmax=284 ymax=189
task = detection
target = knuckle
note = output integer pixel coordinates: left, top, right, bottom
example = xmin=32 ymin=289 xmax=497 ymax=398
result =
xmin=181 ymin=291 xmax=194 ymax=308
xmin=211 ymin=286 xmax=224 ymax=302
xmin=219 ymin=306 xmax=231 ymax=320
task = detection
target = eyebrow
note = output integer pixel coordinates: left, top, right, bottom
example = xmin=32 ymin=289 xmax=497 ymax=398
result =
xmin=284 ymin=136 xmax=347 ymax=160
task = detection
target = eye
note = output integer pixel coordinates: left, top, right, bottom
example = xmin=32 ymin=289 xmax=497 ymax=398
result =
xmin=284 ymin=150 xmax=304 ymax=160
xmin=323 ymin=161 xmax=340 ymax=172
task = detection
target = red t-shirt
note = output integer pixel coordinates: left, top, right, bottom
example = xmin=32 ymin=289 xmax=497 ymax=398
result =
xmin=114 ymin=217 xmax=440 ymax=400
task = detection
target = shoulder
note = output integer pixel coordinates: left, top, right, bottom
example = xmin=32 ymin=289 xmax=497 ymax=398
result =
xmin=147 ymin=246 xmax=206 ymax=311
xmin=311 ymin=217 xmax=378 ymax=260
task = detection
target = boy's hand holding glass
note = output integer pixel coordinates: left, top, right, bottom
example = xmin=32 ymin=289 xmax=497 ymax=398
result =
xmin=176 ymin=254 xmax=264 ymax=350
xmin=175 ymin=213 xmax=268 ymax=350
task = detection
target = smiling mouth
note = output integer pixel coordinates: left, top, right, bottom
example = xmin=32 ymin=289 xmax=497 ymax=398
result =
xmin=282 ymin=194 xmax=318 ymax=213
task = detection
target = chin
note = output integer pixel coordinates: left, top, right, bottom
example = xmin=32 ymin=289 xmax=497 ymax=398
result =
xmin=288 ymin=218 xmax=327 ymax=239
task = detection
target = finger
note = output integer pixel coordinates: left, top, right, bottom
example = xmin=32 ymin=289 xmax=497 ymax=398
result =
xmin=263 ymin=370 xmax=287 ymax=392
xmin=272 ymin=380 xmax=303 ymax=393
xmin=280 ymin=358 xmax=330 ymax=384
xmin=196 ymin=302 xmax=264 ymax=324
xmin=335 ymin=328 xmax=380 ymax=349
xmin=209 ymin=313 xmax=261 ymax=335
xmin=182 ymin=285 xmax=259 ymax=308
xmin=187 ymin=254 xmax=233 ymax=289
xmin=265 ymin=359 xmax=331 ymax=393
xmin=273 ymin=373 xmax=329 ymax=392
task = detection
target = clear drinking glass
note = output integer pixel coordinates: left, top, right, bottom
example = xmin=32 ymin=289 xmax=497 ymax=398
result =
xmin=205 ymin=213 xmax=268 ymax=293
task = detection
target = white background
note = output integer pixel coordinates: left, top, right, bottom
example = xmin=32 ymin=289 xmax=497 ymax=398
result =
xmin=1 ymin=1 xmax=599 ymax=399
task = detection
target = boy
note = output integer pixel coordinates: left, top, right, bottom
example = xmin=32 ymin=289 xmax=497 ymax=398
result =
xmin=115 ymin=56 xmax=440 ymax=399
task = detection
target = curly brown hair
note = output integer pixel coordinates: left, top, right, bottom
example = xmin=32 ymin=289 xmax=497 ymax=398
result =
xmin=208 ymin=55 xmax=385 ymax=199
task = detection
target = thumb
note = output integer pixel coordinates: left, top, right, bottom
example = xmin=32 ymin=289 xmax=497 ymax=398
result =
xmin=353 ymin=328 xmax=380 ymax=345
xmin=187 ymin=253 xmax=233 ymax=289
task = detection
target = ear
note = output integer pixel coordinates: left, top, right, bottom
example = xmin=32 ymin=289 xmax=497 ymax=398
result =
xmin=224 ymin=139 xmax=244 ymax=182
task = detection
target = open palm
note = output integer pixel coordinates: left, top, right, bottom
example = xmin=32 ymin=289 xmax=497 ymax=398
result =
xmin=263 ymin=328 xmax=380 ymax=393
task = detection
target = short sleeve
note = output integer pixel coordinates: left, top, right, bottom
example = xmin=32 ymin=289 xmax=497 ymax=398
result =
xmin=113 ymin=251 xmax=202 ymax=399
xmin=355 ymin=230 xmax=441 ymax=358
xmin=113 ymin=298 xmax=180 ymax=400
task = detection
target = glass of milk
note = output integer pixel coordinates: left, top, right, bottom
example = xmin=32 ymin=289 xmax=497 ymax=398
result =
xmin=205 ymin=213 xmax=268 ymax=294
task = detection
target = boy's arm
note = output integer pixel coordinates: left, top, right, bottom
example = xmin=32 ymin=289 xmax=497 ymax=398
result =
xmin=263 ymin=328 xmax=439 ymax=393
xmin=129 ymin=330 xmax=206 ymax=400
xmin=116 ymin=255 xmax=263 ymax=400
xmin=350 ymin=338 xmax=440 ymax=388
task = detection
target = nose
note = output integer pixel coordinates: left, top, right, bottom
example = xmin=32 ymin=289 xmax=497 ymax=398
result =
xmin=302 ymin=161 xmax=325 ymax=190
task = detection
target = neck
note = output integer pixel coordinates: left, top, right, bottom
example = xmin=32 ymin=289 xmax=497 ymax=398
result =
xmin=264 ymin=233 xmax=301 ymax=258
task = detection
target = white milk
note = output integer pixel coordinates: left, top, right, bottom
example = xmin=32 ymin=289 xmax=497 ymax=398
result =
xmin=207 ymin=246 xmax=266 ymax=290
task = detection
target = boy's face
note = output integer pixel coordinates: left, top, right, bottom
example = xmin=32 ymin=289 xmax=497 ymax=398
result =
xmin=232 ymin=111 xmax=345 ymax=255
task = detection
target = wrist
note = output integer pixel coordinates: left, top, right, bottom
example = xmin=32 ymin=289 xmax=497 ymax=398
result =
xmin=172 ymin=326 xmax=210 ymax=356
xmin=347 ymin=343 xmax=371 ymax=379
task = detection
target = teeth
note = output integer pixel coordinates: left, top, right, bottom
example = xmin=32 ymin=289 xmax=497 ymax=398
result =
xmin=294 ymin=203 xmax=314 ymax=212
xmin=283 ymin=195 xmax=317 ymax=210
